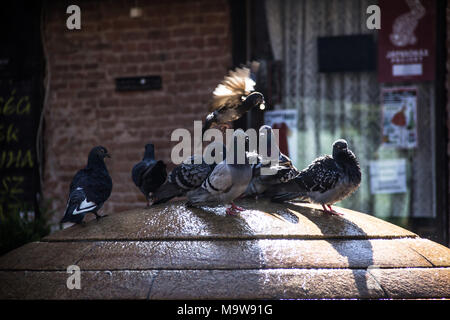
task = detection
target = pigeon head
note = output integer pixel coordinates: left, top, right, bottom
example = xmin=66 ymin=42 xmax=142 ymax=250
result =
xmin=91 ymin=146 xmax=111 ymax=159
xmin=87 ymin=146 xmax=111 ymax=168
xmin=241 ymin=92 xmax=265 ymax=112
xmin=332 ymin=139 xmax=355 ymax=164
xmin=259 ymin=125 xmax=278 ymax=159
xmin=332 ymin=139 xmax=361 ymax=183
xmin=144 ymin=143 xmax=155 ymax=160
xmin=332 ymin=139 xmax=348 ymax=154
xmin=209 ymin=142 xmax=227 ymax=163
xmin=227 ymin=129 xmax=250 ymax=165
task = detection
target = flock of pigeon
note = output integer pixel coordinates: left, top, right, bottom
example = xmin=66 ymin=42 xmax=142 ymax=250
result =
xmin=60 ymin=64 xmax=362 ymax=224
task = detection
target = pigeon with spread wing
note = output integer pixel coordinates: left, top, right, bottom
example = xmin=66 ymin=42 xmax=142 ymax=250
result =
xmin=203 ymin=63 xmax=265 ymax=134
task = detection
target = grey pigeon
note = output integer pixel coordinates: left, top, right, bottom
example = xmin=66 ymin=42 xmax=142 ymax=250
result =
xmin=131 ymin=143 xmax=167 ymax=207
xmin=245 ymin=125 xmax=300 ymax=198
xmin=152 ymin=142 xmax=226 ymax=205
xmin=203 ymin=65 xmax=265 ymax=134
xmin=186 ymin=130 xmax=254 ymax=215
xmin=61 ymin=146 xmax=113 ymax=224
xmin=263 ymin=139 xmax=361 ymax=215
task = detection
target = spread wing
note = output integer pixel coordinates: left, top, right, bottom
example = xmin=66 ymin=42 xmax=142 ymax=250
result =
xmin=208 ymin=66 xmax=256 ymax=112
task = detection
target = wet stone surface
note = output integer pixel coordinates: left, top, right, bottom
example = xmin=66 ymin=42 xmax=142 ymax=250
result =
xmin=0 ymin=199 xmax=449 ymax=299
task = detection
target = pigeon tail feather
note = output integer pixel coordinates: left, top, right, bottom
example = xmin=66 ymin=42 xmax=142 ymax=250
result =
xmin=152 ymin=182 xmax=184 ymax=205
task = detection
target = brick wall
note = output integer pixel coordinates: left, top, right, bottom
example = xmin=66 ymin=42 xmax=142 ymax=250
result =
xmin=42 ymin=0 xmax=232 ymax=221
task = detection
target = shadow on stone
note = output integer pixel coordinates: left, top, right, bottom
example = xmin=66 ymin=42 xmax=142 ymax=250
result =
xmin=282 ymin=202 xmax=379 ymax=298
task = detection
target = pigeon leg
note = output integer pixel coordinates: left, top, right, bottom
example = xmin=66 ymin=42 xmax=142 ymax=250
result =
xmin=321 ymin=204 xmax=343 ymax=216
xmin=218 ymin=123 xmax=231 ymax=133
xmin=231 ymin=202 xmax=245 ymax=211
xmin=327 ymin=205 xmax=343 ymax=216
xmin=93 ymin=211 xmax=109 ymax=221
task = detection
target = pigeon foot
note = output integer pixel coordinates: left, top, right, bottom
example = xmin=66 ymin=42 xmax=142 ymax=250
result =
xmin=94 ymin=213 xmax=109 ymax=221
xmin=231 ymin=202 xmax=245 ymax=211
xmin=322 ymin=204 xmax=343 ymax=216
xmin=226 ymin=207 xmax=239 ymax=215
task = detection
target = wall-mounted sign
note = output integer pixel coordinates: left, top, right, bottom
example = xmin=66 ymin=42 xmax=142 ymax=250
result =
xmin=0 ymin=79 xmax=40 ymax=215
xmin=381 ymin=87 xmax=418 ymax=149
xmin=378 ymin=0 xmax=436 ymax=83
xmin=115 ymin=76 xmax=162 ymax=92
xmin=264 ymin=109 xmax=298 ymax=167
xmin=370 ymin=159 xmax=407 ymax=194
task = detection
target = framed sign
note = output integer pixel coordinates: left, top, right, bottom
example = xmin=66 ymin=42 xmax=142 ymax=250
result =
xmin=370 ymin=159 xmax=407 ymax=194
xmin=264 ymin=110 xmax=298 ymax=166
xmin=378 ymin=0 xmax=436 ymax=83
xmin=381 ymin=87 xmax=418 ymax=149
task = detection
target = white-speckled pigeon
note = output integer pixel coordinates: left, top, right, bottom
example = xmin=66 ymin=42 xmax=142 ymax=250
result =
xmin=203 ymin=64 xmax=265 ymax=134
xmin=245 ymin=125 xmax=300 ymax=198
xmin=186 ymin=130 xmax=254 ymax=215
xmin=132 ymin=143 xmax=167 ymax=207
xmin=263 ymin=139 xmax=361 ymax=215
xmin=152 ymin=142 xmax=226 ymax=205
xmin=60 ymin=146 xmax=113 ymax=224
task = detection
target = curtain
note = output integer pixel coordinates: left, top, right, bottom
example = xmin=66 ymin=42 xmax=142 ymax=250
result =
xmin=264 ymin=0 xmax=435 ymax=219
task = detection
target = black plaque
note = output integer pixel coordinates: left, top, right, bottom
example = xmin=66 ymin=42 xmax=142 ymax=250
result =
xmin=115 ymin=76 xmax=162 ymax=92
xmin=318 ymin=35 xmax=376 ymax=73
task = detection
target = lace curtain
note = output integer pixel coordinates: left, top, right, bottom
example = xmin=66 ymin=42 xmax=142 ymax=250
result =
xmin=264 ymin=0 xmax=435 ymax=219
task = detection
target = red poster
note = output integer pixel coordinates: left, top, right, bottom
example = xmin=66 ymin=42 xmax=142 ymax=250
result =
xmin=378 ymin=0 xmax=436 ymax=83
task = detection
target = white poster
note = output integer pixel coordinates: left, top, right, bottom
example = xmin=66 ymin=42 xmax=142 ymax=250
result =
xmin=264 ymin=110 xmax=298 ymax=166
xmin=369 ymin=159 xmax=407 ymax=194
xmin=381 ymin=87 xmax=418 ymax=149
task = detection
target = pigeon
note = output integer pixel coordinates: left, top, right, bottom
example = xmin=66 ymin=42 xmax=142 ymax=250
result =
xmin=186 ymin=130 xmax=255 ymax=215
xmin=203 ymin=64 xmax=265 ymax=134
xmin=263 ymin=139 xmax=361 ymax=216
xmin=151 ymin=142 xmax=226 ymax=205
xmin=60 ymin=146 xmax=113 ymax=224
xmin=245 ymin=125 xmax=300 ymax=197
xmin=131 ymin=143 xmax=167 ymax=207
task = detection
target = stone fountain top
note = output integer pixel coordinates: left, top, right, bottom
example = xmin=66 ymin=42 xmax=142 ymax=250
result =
xmin=0 ymin=199 xmax=449 ymax=299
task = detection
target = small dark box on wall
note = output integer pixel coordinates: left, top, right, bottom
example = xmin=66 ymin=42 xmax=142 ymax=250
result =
xmin=317 ymin=34 xmax=376 ymax=73
xmin=115 ymin=75 xmax=162 ymax=91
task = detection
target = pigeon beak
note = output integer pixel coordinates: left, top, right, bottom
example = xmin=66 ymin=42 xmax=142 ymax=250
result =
xmin=105 ymin=153 xmax=112 ymax=158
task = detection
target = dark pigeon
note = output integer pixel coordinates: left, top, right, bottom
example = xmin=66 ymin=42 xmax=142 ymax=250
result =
xmin=132 ymin=143 xmax=167 ymax=207
xmin=60 ymin=146 xmax=113 ymax=224
xmin=152 ymin=142 xmax=226 ymax=205
xmin=263 ymin=139 xmax=361 ymax=215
